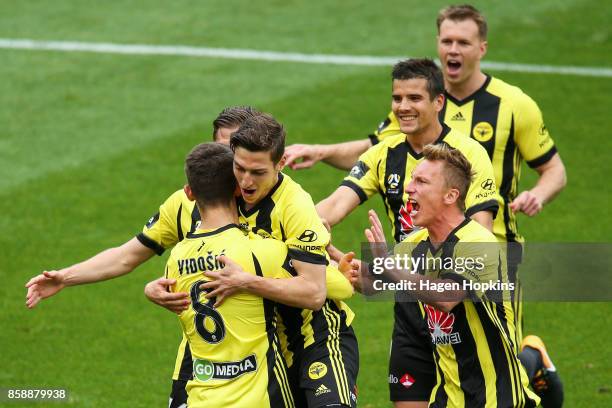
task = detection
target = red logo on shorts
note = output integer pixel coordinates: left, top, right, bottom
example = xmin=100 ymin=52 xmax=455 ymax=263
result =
xmin=398 ymin=201 xmax=414 ymax=234
xmin=400 ymin=373 xmax=415 ymax=389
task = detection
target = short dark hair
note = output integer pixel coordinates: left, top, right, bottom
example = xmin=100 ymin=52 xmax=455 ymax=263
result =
xmin=212 ymin=106 xmax=260 ymax=141
xmin=437 ymin=4 xmax=488 ymax=40
xmin=229 ymin=113 xmax=285 ymax=163
xmin=185 ymin=142 xmax=236 ymax=207
xmin=392 ymin=59 xmax=444 ymax=100
xmin=422 ymin=143 xmax=474 ymax=212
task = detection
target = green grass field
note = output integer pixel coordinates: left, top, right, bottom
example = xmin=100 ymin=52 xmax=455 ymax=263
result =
xmin=1 ymin=1 xmax=611 ymax=406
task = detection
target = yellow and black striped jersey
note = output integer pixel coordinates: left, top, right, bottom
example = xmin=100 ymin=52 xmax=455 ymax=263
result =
xmin=371 ymin=76 xmax=557 ymax=243
xmin=235 ymin=172 xmax=355 ymax=367
xmin=166 ymin=224 xmax=295 ymax=408
xmin=395 ymin=219 xmax=539 ymax=407
xmin=345 ymin=124 xmax=500 ymax=243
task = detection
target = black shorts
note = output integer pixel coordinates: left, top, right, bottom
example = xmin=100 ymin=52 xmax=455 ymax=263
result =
xmin=169 ymin=379 xmax=188 ymax=408
xmin=389 ymin=300 xmax=436 ymax=402
xmin=289 ymin=326 xmax=359 ymax=408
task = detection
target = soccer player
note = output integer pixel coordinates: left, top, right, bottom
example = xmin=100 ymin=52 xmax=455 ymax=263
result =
xmin=316 ymin=58 xmax=498 ymax=408
xmin=363 ymin=143 xmax=540 ymax=407
xmin=167 ymin=141 xmax=297 ymax=407
xmin=195 ymin=113 xmax=359 ymax=408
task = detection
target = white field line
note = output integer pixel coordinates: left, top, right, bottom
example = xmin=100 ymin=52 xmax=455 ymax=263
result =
xmin=1 ymin=38 xmax=611 ymax=78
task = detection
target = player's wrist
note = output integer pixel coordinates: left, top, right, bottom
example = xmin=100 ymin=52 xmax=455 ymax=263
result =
xmin=53 ymin=269 xmax=70 ymax=287
xmin=313 ymin=144 xmax=329 ymax=161
xmin=242 ymin=273 xmax=261 ymax=291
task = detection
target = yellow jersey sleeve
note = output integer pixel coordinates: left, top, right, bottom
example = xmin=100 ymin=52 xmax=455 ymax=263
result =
xmin=282 ymin=192 xmax=330 ymax=265
xmin=341 ymin=142 xmax=383 ymax=203
xmin=137 ymin=189 xmax=185 ymax=254
xmin=513 ymin=92 xmax=557 ymax=168
xmin=462 ymin=141 xmax=500 ymax=218
xmin=325 ymin=264 xmax=354 ymax=300
xmin=251 ymin=232 xmax=352 ymax=299
xmin=369 ymin=111 xmax=401 ymax=144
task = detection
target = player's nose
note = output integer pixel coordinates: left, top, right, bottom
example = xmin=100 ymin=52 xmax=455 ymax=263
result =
xmin=405 ymin=179 xmax=415 ymax=194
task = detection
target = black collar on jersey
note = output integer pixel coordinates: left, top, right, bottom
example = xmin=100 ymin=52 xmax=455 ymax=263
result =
xmin=405 ymin=124 xmax=452 ymax=160
xmin=237 ymin=172 xmax=285 ymax=217
xmin=187 ymin=223 xmax=242 ymax=238
xmin=426 ymin=216 xmax=472 ymax=254
xmin=444 ymin=74 xmax=492 ymax=106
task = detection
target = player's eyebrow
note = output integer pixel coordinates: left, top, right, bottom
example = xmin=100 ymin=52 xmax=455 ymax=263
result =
xmin=234 ymin=159 xmax=268 ymax=173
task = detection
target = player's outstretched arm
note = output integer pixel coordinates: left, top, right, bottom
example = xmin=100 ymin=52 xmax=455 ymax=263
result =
xmin=510 ymin=153 xmax=566 ymax=216
xmin=285 ymin=139 xmax=373 ymax=171
xmin=25 ymin=237 xmax=155 ymax=309
xmin=202 ymin=255 xmax=327 ymax=310
xmin=316 ymin=186 xmax=361 ymax=227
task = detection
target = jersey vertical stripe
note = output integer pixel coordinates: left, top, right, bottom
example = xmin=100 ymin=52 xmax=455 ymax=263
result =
xmin=384 ymin=142 xmax=410 ymax=242
xmin=253 ymin=254 xmax=295 ymax=408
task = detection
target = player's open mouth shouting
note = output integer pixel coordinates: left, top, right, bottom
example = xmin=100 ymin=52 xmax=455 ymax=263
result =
xmin=407 ymin=198 xmax=419 ymax=219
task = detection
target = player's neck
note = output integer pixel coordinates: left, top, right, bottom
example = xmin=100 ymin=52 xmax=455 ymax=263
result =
xmin=406 ymin=121 xmax=444 ymax=153
xmin=198 ymin=201 xmax=239 ymax=230
xmin=426 ymin=209 xmax=466 ymax=245
xmin=446 ymin=70 xmax=487 ymax=101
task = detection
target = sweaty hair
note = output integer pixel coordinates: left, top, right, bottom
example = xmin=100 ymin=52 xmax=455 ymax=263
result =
xmin=229 ymin=113 xmax=285 ymax=164
xmin=437 ymin=4 xmax=488 ymax=40
xmin=391 ymin=58 xmax=445 ymax=100
xmin=185 ymin=142 xmax=236 ymax=207
xmin=212 ymin=106 xmax=260 ymax=141
xmin=422 ymin=143 xmax=474 ymax=212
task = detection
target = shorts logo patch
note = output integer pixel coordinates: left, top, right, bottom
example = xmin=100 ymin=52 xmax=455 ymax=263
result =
xmin=351 ymin=385 xmax=358 ymax=402
xmin=193 ymin=355 xmax=257 ymax=382
xmin=308 ymin=361 xmax=328 ymax=379
xmin=315 ymin=384 xmax=331 ymax=396
xmin=400 ymin=373 xmax=415 ymax=389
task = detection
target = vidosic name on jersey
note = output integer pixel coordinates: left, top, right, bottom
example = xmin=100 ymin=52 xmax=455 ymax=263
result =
xmin=177 ymin=249 xmax=226 ymax=275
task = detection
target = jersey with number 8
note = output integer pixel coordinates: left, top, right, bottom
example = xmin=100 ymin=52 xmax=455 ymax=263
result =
xmin=165 ymin=224 xmax=297 ymax=408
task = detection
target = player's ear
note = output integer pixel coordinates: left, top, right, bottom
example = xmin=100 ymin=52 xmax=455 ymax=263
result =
xmin=276 ymin=154 xmax=287 ymax=171
xmin=444 ymin=187 xmax=460 ymax=206
xmin=480 ymin=40 xmax=487 ymax=59
xmin=184 ymin=184 xmax=196 ymax=201
xmin=434 ymin=93 xmax=445 ymax=112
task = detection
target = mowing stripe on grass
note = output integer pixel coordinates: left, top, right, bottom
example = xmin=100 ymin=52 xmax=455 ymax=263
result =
xmin=1 ymin=38 xmax=611 ymax=78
